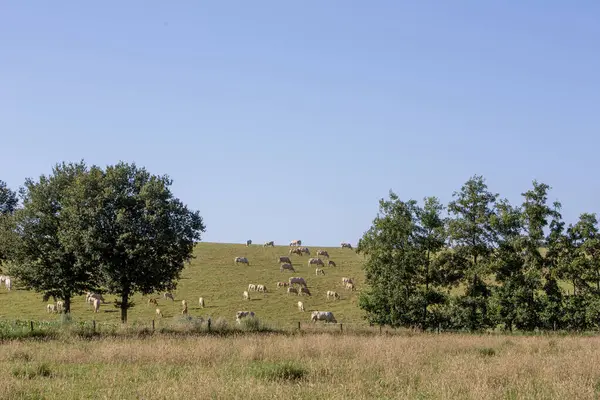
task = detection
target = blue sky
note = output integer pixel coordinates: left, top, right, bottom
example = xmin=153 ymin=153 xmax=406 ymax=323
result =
xmin=1 ymin=2 xmax=599 ymax=246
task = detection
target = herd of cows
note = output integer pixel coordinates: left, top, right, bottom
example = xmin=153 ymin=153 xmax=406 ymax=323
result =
xmin=0 ymin=240 xmax=357 ymax=326
xmin=233 ymin=240 xmax=356 ymax=324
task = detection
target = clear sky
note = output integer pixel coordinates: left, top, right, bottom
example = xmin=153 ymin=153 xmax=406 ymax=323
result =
xmin=1 ymin=2 xmax=599 ymax=247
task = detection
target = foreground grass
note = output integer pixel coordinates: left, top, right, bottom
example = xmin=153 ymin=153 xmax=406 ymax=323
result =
xmin=0 ymin=242 xmax=365 ymax=326
xmin=2 ymin=333 xmax=600 ymax=399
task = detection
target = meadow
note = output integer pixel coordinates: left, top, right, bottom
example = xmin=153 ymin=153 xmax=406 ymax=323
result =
xmin=2 ymin=332 xmax=600 ymax=399
xmin=0 ymin=242 xmax=366 ymax=328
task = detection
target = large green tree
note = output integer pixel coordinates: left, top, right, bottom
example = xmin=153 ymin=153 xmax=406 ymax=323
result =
xmin=7 ymin=162 xmax=99 ymax=312
xmin=61 ymin=162 xmax=205 ymax=323
xmin=0 ymin=180 xmax=19 ymax=264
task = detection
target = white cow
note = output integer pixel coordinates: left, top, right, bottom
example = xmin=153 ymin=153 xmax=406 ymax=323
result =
xmin=278 ymin=256 xmax=292 ymax=264
xmin=299 ymin=247 xmax=311 ymax=255
xmin=0 ymin=275 xmax=6 ymax=283
xmin=164 ymin=292 xmax=175 ymax=301
xmin=257 ymin=284 xmax=267 ymax=293
xmin=235 ymin=256 xmax=250 ymax=266
xmin=92 ymin=298 xmax=101 ymax=313
xmin=46 ymin=304 xmax=57 ymax=313
xmin=289 ymin=239 xmax=302 ymax=247
xmin=327 ymin=290 xmax=340 ymax=300
xmin=246 ymin=240 xmax=252 ymax=246
xmin=236 ymin=310 xmax=255 ymax=324
xmin=287 ymin=287 xmax=298 ymax=295
xmin=248 ymin=284 xmax=257 ymax=292
xmin=280 ymin=263 xmax=295 ymax=272
xmin=298 ymin=301 xmax=305 ymax=312
xmin=243 ymin=291 xmax=250 ymax=300
xmin=316 ymin=250 xmax=330 ymax=259
xmin=342 ymin=277 xmax=354 ymax=285
xmin=181 ymin=300 xmax=188 ymax=314
xmin=341 ymin=242 xmax=353 ymax=249
xmin=308 ymin=258 xmax=324 ymax=267
xmin=289 ymin=277 xmax=307 ymax=287
xmin=345 ymin=282 xmax=356 ymax=291
xmin=56 ymin=300 xmax=64 ymax=312
xmin=86 ymin=292 xmax=105 ymax=304
xmin=276 ymin=281 xmax=289 ymax=288
xmin=5 ymin=277 xmax=11 ymax=291
xmin=289 ymin=248 xmax=303 ymax=256
xmin=264 ymin=241 xmax=275 ymax=247
xmin=311 ymin=311 xmax=337 ymax=323
xmin=199 ymin=297 xmax=205 ymax=308
xmin=315 ymin=268 xmax=325 ymax=276
xmin=156 ymin=308 xmax=163 ymax=317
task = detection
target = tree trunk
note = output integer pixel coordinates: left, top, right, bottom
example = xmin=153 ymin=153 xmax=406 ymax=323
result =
xmin=64 ymin=296 xmax=71 ymax=314
xmin=120 ymin=291 xmax=129 ymax=323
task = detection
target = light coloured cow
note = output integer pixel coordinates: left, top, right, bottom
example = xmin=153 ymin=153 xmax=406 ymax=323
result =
xmin=345 ymin=282 xmax=356 ymax=291
xmin=0 ymin=275 xmax=5 ymax=283
xmin=311 ymin=311 xmax=337 ymax=323
xmin=298 ymin=301 xmax=305 ymax=312
xmin=246 ymin=239 xmax=252 ymax=246
xmin=300 ymin=287 xmax=312 ymax=296
xmin=276 ymin=281 xmax=289 ymax=288
xmin=342 ymin=277 xmax=354 ymax=285
xmin=257 ymin=284 xmax=267 ymax=293
xmin=289 ymin=239 xmax=302 ymax=247
xmin=327 ymin=290 xmax=340 ymax=300
xmin=156 ymin=308 xmax=163 ymax=317
xmin=199 ymin=297 xmax=205 ymax=308
xmin=56 ymin=301 xmax=64 ymax=312
xmin=315 ymin=268 xmax=325 ymax=276
xmin=287 ymin=287 xmax=298 ymax=295
xmin=341 ymin=242 xmax=353 ymax=249
xmin=248 ymin=284 xmax=257 ymax=292
xmin=235 ymin=256 xmax=250 ymax=266
xmin=308 ymin=258 xmax=324 ymax=267
xmin=317 ymin=250 xmax=330 ymax=259
xmin=280 ymin=263 xmax=295 ymax=272
xmin=300 ymin=247 xmax=311 ymax=255
xmin=164 ymin=292 xmax=175 ymax=301
xmin=264 ymin=241 xmax=275 ymax=247
xmin=4 ymin=277 xmax=10 ymax=291
xmin=289 ymin=277 xmax=307 ymax=287
xmin=181 ymin=300 xmax=188 ymax=314
xmin=278 ymin=256 xmax=292 ymax=264
xmin=236 ymin=311 xmax=255 ymax=324
xmin=328 ymin=260 xmax=337 ymax=267
xmin=93 ymin=298 xmax=101 ymax=313
xmin=243 ymin=291 xmax=250 ymax=300
xmin=86 ymin=292 xmax=105 ymax=304
xmin=289 ymin=248 xmax=303 ymax=256
xmin=47 ymin=304 xmax=57 ymax=313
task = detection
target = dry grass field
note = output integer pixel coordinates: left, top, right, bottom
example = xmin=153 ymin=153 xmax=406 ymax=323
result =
xmin=0 ymin=242 xmax=366 ymax=328
xmin=2 ymin=332 xmax=600 ymax=399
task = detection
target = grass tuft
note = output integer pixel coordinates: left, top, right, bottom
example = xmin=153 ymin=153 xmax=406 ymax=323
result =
xmin=247 ymin=360 xmax=307 ymax=382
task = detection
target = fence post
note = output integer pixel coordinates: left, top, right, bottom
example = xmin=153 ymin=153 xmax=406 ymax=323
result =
xmin=92 ymin=320 xmax=96 ymax=333
xmin=152 ymin=319 xmax=155 ymax=332
xmin=207 ymin=318 xmax=211 ymax=332
xmin=340 ymin=323 xmax=343 ymax=333
xmin=379 ymin=325 xmax=382 ymax=335
xmin=30 ymin=321 xmax=34 ymax=332
xmin=297 ymin=321 xmax=301 ymax=331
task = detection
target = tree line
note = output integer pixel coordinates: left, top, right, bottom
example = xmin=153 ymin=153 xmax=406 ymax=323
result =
xmin=357 ymin=175 xmax=600 ymax=332
xmin=0 ymin=161 xmax=205 ymax=323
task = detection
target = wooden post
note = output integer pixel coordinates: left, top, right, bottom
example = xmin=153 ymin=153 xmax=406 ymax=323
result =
xmin=340 ymin=323 xmax=343 ymax=333
xmin=152 ymin=319 xmax=155 ymax=332
xmin=207 ymin=318 xmax=211 ymax=332
xmin=30 ymin=321 xmax=34 ymax=332
xmin=379 ymin=325 xmax=382 ymax=334
xmin=297 ymin=321 xmax=301 ymax=331
xmin=92 ymin=320 xmax=96 ymax=333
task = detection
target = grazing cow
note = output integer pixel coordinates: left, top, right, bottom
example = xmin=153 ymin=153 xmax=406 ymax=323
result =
xmin=287 ymin=287 xmax=298 ymax=295
xmin=328 ymin=260 xmax=337 ymax=267
xmin=181 ymin=300 xmax=188 ymax=314
xmin=92 ymin=298 xmax=101 ymax=313
xmin=257 ymin=284 xmax=267 ymax=293
xmin=280 ymin=263 xmax=295 ymax=272
xmin=86 ymin=292 xmax=105 ymax=305
xmin=156 ymin=308 xmax=163 ymax=317
xmin=3 ymin=277 xmax=10 ymax=291
xmin=235 ymin=311 xmax=255 ymax=324
xmin=341 ymin=242 xmax=353 ymax=249
xmin=308 ymin=258 xmax=324 ymax=267
xmin=148 ymin=298 xmax=159 ymax=306
xmin=246 ymin=240 xmax=252 ymax=246
xmin=164 ymin=292 xmax=175 ymax=301
xmin=317 ymin=250 xmax=330 ymax=259
xmin=0 ymin=275 xmax=5 ymax=283
xmin=299 ymin=247 xmax=310 ymax=255
xmin=311 ymin=311 xmax=337 ymax=323
xmin=234 ymin=256 xmax=250 ymax=266
xmin=46 ymin=304 xmax=57 ymax=313
xmin=243 ymin=291 xmax=250 ymax=300
xmin=264 ymin=241 xmax=275 ymax=247
xmin=289 ymin=239 xmax=302 ymax=247
xmin=56 ymin=301 xmax=64 ymax=312
xmin=289 ymin=277 xmax=307 ymax=287
xmin=289 ymin=248 xmax=303 ymax=256
xmin=300 ymin=287 xmax=312 ymax=296
xmin=298 ymin=301 xmax=305 ymax=312
xmin=199 ymin=297 xmax=205 ymax=308
xmin=248 ymin=284 xmax=257 ymax=292
xmin=315 ymin=268 xmax=325 ymax=276
xmin=278 ymin=256 xmax=292 ymax=264
xmin=342 ymin=277 xmax=354 ymax=285
xmin=327 ymin=290 xmax=340 ymax=300
xmin=276 ymin=281 xmax=289 ymax=288
xmin=345 ymin=282 xmax=356 ymax=291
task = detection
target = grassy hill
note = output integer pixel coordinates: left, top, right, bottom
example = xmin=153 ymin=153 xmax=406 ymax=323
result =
xmin=0 ymin=242 xmax=367 ymax=328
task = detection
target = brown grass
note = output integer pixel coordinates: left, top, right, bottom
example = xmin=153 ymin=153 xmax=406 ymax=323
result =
xmin=1 ymin=333 xmax=600 ymax=399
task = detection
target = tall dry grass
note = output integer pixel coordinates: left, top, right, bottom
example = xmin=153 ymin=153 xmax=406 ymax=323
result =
xmin=1 ymin=333 xmax=600 ymax=399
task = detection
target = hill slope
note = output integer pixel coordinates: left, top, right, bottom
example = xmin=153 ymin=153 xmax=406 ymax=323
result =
xmin=0 ymin=242 xmax=367 ymax=327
